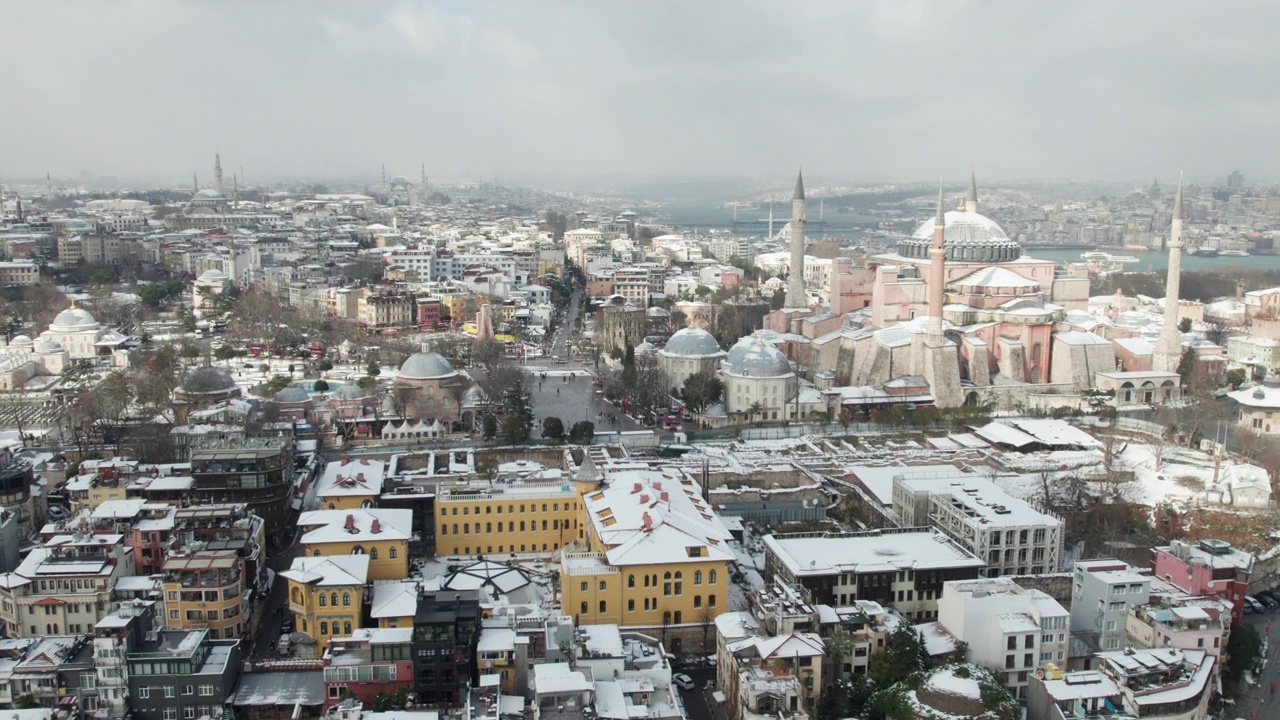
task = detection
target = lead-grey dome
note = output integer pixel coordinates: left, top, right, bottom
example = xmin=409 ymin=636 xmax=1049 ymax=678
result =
xmin=398 ymin=352 xmax=457 ymax=380
xmin=723 ymin=337 xmax=793 ymax=377
xmin=896 ymin=210 xmax=1022 ymax=262
xmin=332 ymin=383 xmax=367 ymax=400
xmin=182 ymin=366 xmax=237 ymax=394
xmin=273 ymin=385 xmax=311 ymax=404
xmin=662 ymin=328 xmax=724 ymax=357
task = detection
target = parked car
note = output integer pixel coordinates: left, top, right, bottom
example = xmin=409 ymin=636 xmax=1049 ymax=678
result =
xmin=672 ymin=674 xmax=695 ymax=691
xmin=1257 ymin=594 xmax=1277 ymax=611
xmin=1245 ymin=596 xmax=1265 ymax=614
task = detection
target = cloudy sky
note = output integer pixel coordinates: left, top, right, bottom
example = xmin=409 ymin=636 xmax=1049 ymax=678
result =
xmin=3 ymin=1 xmax=1277 ymax=186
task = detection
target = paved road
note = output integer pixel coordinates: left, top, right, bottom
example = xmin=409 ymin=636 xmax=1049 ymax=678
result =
xmin=1236 ymin=610 xmax=1280 ymax=719
xmin=249 ymin=528 xmax=305 ymax=660
xmin=525 ymin=364 xmax=645 ymax=436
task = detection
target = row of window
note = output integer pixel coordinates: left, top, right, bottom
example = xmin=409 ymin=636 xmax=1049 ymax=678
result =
xmin=137 ymin=684 xmax=217 ymax=699
xmin=445 ymin=501 xmax=577 ymax=516
xmin=441 ymin=519 xmax=575 ymax=535
xmin=446 ymin=544 xmax=557 ymax=554
xmin=307 ymin=546 xmax=396 ymax=559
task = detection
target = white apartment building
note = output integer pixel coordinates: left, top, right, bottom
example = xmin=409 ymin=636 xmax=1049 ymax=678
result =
xmin=706 ymin=237 xmax=741 ymax=262
xmin=936 ymin=577 xmax=1069 ymax=700
xmin=892 ymin=470 xmax=1063 ymax=576
xmin=1070 ymin=560 xmax=1152 ymax=651
xmin=0 ymin=533 xmax=137 ymax=637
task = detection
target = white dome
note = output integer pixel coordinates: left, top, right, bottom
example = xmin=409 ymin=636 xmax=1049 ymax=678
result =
xmin=199 ymin=269 xmax=227 ymax=280
xmin=195 ymin=188 xmax=225 ymax=199
xmin=34 ymin=339 xmax=64 ymax=354
xmin=723 ymin=336 xmax=793 ymax=377
xmin=398 ymin=352 xmax=457 ymax=380
xmin=662 ymin=328 xmax=723 ymax=357
xmin=50 ymin=307 xmax=99 ymax=331
xmin=910 ymin=210 xmax=1010 ymax=243
xmin=9 ymin=335 xmax=32 ymax=346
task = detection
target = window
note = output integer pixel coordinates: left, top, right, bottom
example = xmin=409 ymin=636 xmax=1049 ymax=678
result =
xmin=138 ymin=687 xmax=150 ymax=699
xmin=599 ymin=601 xmax=607 ymax=613
xmin=628 ymin=599 xmax=635 ymax=612
xmin=695 ymin=570 xmax=702 ymax=585
xmin=184 ymin=708 xmax=196 ymax=719
xmin=370 ymin=547 xmax=378 ymax=560
xmin=628 ymin=575 xmax=635 ymax=588
xmin=580 ymin=602 xmax=588 ymax=615
xmin=599 ymin=581 xmax=607 ymax=591
xmin=580 ymin=582 xmax=588 ymax=592
xmin=163 ymin=710 xmax=177 ymax=720
xmin=344 ymin=621 xmax=352 ymax=635
xmin=164 ymin=687 xmax=175 ymax=699
xmin=694 ymin=595 xmax=702 ymax=608
xmin=389 ymin=546 xmax=397 ymax=559
xmin=709 ymin=570 xmax=717 ymax=584
xmin=709 ymin=594 xmax=717 ymax=608
xmin=321 ymin=621 xmax=329 ymax=635
xmin=343 ymin=593 xmax=351 ymax=606
xmin=199 ymin=685 xmax=214 ymax=697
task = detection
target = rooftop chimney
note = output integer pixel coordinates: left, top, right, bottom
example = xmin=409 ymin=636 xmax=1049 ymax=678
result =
xmin=371 ymin=519 xmax=381 ymax=534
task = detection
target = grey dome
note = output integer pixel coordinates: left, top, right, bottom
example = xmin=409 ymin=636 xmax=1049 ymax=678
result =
xmin=724 ymin=337 xmax=793 ymax=377
xmin=51 ymin=307 xmax=99 ymax=331
xmin=662 ymin=328 xmax=723 ymax=357
xmin=398 ymin=352 xmax=457 ymax=380
xmin=896 ymin=210 xmax=1022 ymax=262
xmin=195 ymin=189 xmax=225 ymax=199
xmin=183 ymin=366 xmax=237 ymax=394
xmin=273 ymin=385 xmax=311 ymax=404
xmin=332 ymin=383 xmax=368 ymax=400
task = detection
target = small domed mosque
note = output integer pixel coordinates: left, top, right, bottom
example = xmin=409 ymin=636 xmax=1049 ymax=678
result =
xmin=0 ymin=303 xmax=136 ymax=390
xmin=393 ymin=347 xmax=469 ymax=424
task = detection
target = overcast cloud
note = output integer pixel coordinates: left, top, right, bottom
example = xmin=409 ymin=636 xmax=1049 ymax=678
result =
xmin=2 ymin=1 xmax=1278 ymax=185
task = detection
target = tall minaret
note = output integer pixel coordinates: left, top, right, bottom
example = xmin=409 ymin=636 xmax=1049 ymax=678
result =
xmin=965 ymin=170 xmax=978 ymax=214
xmin=927 ymin=181 xmax=947 ymax=339
xmin=193 ymin=171 xmax=199 ymax=194
xmin=214 ymin=153 xmax=224 ymax=195
xmin=1154 ymin=173 xmax=1186 ymax=373
xmin=784 ymin=170 xmax=808 ymax=309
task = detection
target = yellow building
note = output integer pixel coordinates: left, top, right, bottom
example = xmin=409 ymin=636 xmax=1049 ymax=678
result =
xmin=281 ymin=554 xmax=370 ymax=646
xmin=370 ymin=580 xmax=418 ymax=629
xmin=561 ymin=469 xmax=734 ymax=635
xmin=434 ymin=481 xmax=582 ymax=557
xmin=162 ymin=550 xmax=249 ymax=640
xmin=315 ymin=457 xmax=386 ymax=510
xmin=297 ymin=508 xmax=412 ymax=581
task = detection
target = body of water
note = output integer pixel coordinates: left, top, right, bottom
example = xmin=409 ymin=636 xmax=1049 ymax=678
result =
xmin=1025 ymin=248 xmax=1280 ymax=273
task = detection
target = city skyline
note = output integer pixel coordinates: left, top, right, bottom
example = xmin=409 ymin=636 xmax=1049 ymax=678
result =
xmin=3 ymin=1 xmax=1279 ymax=183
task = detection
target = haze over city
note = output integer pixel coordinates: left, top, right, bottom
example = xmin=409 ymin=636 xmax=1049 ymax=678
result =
xmin=4 ymin=0 xmax=1280 ymax=185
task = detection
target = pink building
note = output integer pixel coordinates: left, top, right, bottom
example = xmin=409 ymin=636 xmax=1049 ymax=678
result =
xmin=1151 ymin=539 xmax=1253 ymax=626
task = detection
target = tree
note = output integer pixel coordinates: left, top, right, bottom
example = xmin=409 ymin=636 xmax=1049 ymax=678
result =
xmin=214 ymin=344 xmax=239 ymax=361
xmin=1178 ymin=317 xmax=1192 ymax=333
xmin=680 ymin=371 xmax=725 ymax=413
xmin=481 ymin=414 xmax=498 ymax=442
xmin=1224 ymin=622 xmax=1261 ymax=687
xmin=366 ymin=354 xmax=382 ymax=378
xmin=472 ymin=339 xmax=506 ymax=374
xmin=568 ymin=420 xmax=596 ymax=444
xmin=747 ymin=401 xmax=763 ymax=425
xmin=541 ymin=416 xmax=565 ymax=442
xmin=264 ymin=375 xmax=291 ymax=394
xmin=868 ymin=624 xmax=926 ymax=688
xmin=1203 ymin=321 xmax=1228 ymax=346
xmin=1176 ymin=348 xmax=1196 ymax=383
xmin=1227 ymin=368 xmax=1247 ymax=388
xmin=317 ymin=358 xmax=334 ymax=372
xmin=314 ymin=379 xmax=330 ymax=392
xmin=179 ymin=342 xmax=202 ymax=360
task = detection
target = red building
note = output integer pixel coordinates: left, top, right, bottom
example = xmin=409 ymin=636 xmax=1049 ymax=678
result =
xmin=322 ymin=628 xmax=415 ymax=707
xmin=1151 ymin=539 xmax=1254 ymax=625
xmin=417 ymin=297 xmax=442 ymax=329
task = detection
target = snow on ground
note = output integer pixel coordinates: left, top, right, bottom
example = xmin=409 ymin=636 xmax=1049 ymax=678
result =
xmin=1117 ymin=442 xmax=1216 ymax=506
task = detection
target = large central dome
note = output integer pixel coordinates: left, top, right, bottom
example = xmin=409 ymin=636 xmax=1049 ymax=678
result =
xmin=661 ymin=328 xmax=723 ymax=358
xmin=723 ymin=336 xmax=793 ymax=378
xmin=50 ymin=307 xmax=100 ymax=332
xmin=896 ymin=210 xmax=1022 ymax=262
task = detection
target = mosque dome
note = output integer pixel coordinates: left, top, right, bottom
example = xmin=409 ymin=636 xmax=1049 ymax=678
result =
xmin=33 ymin=339 xmax=64 ymax=354
xmin=199 ymin=269 xmax=227 ymax=281
xmin=390 ymin=175 xmax=410 ymax=188
xmin=273 ymin=385 xmax=311 ymax=404
xmin=195 ymin=189 xmax=225 ymax=199
xmin=50 ymin=307 xmax=100 ymax=331
xmin=662 ymin=328 xmax=724 ymax=357
xmin=9 ymin=335 xmax=33 ymax=346
xmin=332 ymin=383 xmax=368 ymax=400
xmin=398 ymin=352 xmax=457 ymax=380
xmin=182 ymin=366 xmax=237 ymax=394
xmin=896 ymin=210 xmax=1023 ymax=262
xmin=723 ymin=336 xmax=793 ymax=377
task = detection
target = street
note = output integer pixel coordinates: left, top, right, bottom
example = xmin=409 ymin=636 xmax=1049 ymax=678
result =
xmin=248 ymin=527 xmax=305 ymax=660
xmin=1235 ymin=611 xmax=1280 ymax=719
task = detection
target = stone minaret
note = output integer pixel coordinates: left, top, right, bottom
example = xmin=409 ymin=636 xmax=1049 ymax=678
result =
xmin=965 ymin=170 xmax=978 ymax=214
xmin=784 ymin=170 xmax=808 ymax=309
xmin=927 ymin=182 xmax=947 ymax=339
xmin=214 ymin=153 xmax=224 ymax=195
xmin=1154 ymin=173 xmax=1186 ymax=373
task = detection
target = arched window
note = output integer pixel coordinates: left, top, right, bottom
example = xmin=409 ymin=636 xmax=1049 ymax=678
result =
xmin=342 ymin=593 xmax=351 ymax=606
xmin=319 ymin=594 xmax=327 ymax=607
xmin=344 ymin=621 xmax=352 ymax=635
xmin=370 ymin=547 xmax=378 ymax=560
xmin=628 ymin=575 xmax=635 ymax=588
xmin=351 ymin=546 xmax=365 ymax=555
xmin=664 ymin=571 xmax=672 ymax=580
xmin=1031 ymin=343 xmax=1043 ymax=362
xmin=313 ymin=550 xmax=321 ymax=557
xmin=441 ymin=525 xmax=448 ymax=535
xmin=291 ymin=588 xmax=302 ymax=603
xmin=389 ymin=546 xmax=397 ymax=559
xmin=709 ymin=569 xmax=717 ymax=584
xmin=330 ymin=593 xmax=339 ymax=606
xmin=453 ymin=524 xmax=459 ymax=535
xmin=694 ymin=570 xmax=702 ymax=585
xmin=694 ymin=595 xmax=702 ymax=608
xmin=320 ymin=621 xmax=328 ymax=635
